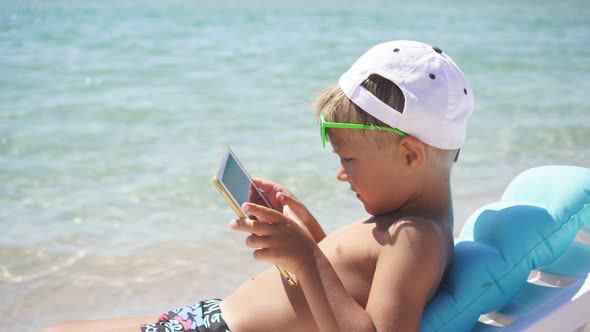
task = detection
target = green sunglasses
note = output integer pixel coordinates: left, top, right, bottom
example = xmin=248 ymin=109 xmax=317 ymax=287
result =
xmin=320 ymin=114 xmax=408 ymax=148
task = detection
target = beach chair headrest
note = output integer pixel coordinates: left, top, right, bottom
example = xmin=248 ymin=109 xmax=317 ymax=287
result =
xmin=420 ymin=165 xmax=590 ymax=332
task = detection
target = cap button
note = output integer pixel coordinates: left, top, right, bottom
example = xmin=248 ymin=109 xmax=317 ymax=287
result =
xmin=432 ymin=46 xmax=443 ymax=54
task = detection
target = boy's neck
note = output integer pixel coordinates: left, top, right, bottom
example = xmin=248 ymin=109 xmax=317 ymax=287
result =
xmin=384 ymin=174 xmax=454 ymax=227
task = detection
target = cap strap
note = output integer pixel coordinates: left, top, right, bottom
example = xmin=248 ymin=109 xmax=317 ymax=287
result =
xmin=348 ymin=85 xmax=403 ymax=128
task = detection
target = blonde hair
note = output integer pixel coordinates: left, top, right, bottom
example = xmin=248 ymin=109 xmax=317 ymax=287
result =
xmin=312 ymin=74 xmax=405 ymax=146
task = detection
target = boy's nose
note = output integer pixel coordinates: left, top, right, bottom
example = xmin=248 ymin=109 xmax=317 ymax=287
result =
xmin=336 ymin=164 xmax=348 ymax=182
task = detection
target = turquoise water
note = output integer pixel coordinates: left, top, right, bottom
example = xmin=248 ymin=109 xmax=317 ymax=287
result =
xmin=1 ymin=0 xmax=589 ymax=330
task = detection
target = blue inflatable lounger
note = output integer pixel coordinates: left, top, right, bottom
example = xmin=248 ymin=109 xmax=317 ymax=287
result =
xmin=420 ymin=165 xmax=590 ymax=332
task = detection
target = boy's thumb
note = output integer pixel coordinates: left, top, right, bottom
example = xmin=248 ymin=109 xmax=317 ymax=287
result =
xmin=277 ymin=192 xmax=306 ymax=214
xmin=277 ymin=192 xmax=291 ymax=205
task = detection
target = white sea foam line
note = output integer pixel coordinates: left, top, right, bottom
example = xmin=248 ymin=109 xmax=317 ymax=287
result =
xmin=0 ymin=249 xmax=87 ymax=284
xmin=58 ymin=272 xmax=126 ymax=288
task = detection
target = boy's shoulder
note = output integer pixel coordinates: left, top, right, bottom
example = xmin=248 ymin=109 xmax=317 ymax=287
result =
xmin=373 ymin=215 xmax=452 ymax=254
xmin=367 ymin=215 xmax=453 ymax=307
xmin=325 ymin=215 xmax=452 ymax=266
xmin=321 ymin=215 xmax=452 ymax=313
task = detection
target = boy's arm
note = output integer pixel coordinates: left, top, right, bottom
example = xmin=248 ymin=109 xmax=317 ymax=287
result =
xmin=296 ymin=219 xmax=447 ymax=332
xmin=233 ymin=205 xmax=447 ymax=331
xmin=232 ymin=203 xmax=363 ymax=331
xmin=296 ymin=247 xmax=375 ymax=332
xmin=253 ymin=178 xmax=326 ymax=242
xmin=363 ymin=219 xmax=448 ymax=331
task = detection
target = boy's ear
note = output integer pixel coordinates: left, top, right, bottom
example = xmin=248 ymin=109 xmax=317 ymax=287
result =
xmin=398 ymin=136 xmax=426 ymax=168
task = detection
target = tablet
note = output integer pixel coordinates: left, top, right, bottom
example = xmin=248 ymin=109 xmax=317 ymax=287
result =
xmin=213 ymin=145 xmax=273 ymax=219
xmin=213 ymin=145 xmax=297 ymax=286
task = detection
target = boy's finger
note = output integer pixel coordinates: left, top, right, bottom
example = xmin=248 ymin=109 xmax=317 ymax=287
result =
xmin=228 ymin=219 xmax=252 ymax=233
xmin=242 ymin=203 xmax=286 ymax=224
xmin=278 ymin=192 xmax=310 ymax=216
xmin=229 ymin=218 xmax=274 ymax=235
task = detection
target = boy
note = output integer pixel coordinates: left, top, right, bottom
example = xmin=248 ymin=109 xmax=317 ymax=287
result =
xmin=45 ymin=40 xmax=474 ymax=332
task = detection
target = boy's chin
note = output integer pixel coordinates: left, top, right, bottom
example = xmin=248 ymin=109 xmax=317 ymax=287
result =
xmin=358 ymin=195 xmax=398 ymax=216
xmin=363 ymin=204 xmax=384 ymax=217
xmin=363 ymin=203 xmax=398 ymax=217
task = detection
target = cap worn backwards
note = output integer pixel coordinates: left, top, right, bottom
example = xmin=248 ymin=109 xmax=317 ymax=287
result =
xmin=338 ymin=40 xmax=474 ymax=150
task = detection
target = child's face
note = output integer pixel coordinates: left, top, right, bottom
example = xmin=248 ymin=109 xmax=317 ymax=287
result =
xmin=328 ymin=128 xmax=411 ymax=216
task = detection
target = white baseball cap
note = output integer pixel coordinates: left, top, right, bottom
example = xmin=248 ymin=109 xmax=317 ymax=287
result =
xmin=338 ymin=40 xmax=474 ymax=150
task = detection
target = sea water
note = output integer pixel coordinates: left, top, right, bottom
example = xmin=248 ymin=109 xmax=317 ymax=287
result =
xmin=1 ymin=0 xmax=589 ymax=330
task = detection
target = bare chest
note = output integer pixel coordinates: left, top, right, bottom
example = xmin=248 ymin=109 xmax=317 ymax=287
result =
xmin=319 ymin=222 xmax=383 ymax=308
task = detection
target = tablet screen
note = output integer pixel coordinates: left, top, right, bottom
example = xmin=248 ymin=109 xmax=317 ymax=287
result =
xmin=221 ymin=150 xmax=270 ymax=209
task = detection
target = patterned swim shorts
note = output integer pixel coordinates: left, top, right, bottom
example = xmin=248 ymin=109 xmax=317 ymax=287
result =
xmin=141 ymin=299 xmax=230 ymax=332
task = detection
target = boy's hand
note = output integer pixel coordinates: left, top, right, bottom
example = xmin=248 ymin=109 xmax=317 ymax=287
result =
xmin=253 ymin=179 xmax=326 ymax=242
xmin=229 ymin=202 xmax=318 ymax=275
xmin=251 ymin=178 xmax=286 ymax=212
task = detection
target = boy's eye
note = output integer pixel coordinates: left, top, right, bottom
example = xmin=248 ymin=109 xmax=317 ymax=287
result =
xmin=340 ymin=157 xmax=353 ymax=163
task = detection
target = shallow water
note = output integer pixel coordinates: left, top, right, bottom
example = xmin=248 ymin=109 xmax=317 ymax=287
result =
xmin=1 ymin=0 xmax=589 ymax=330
